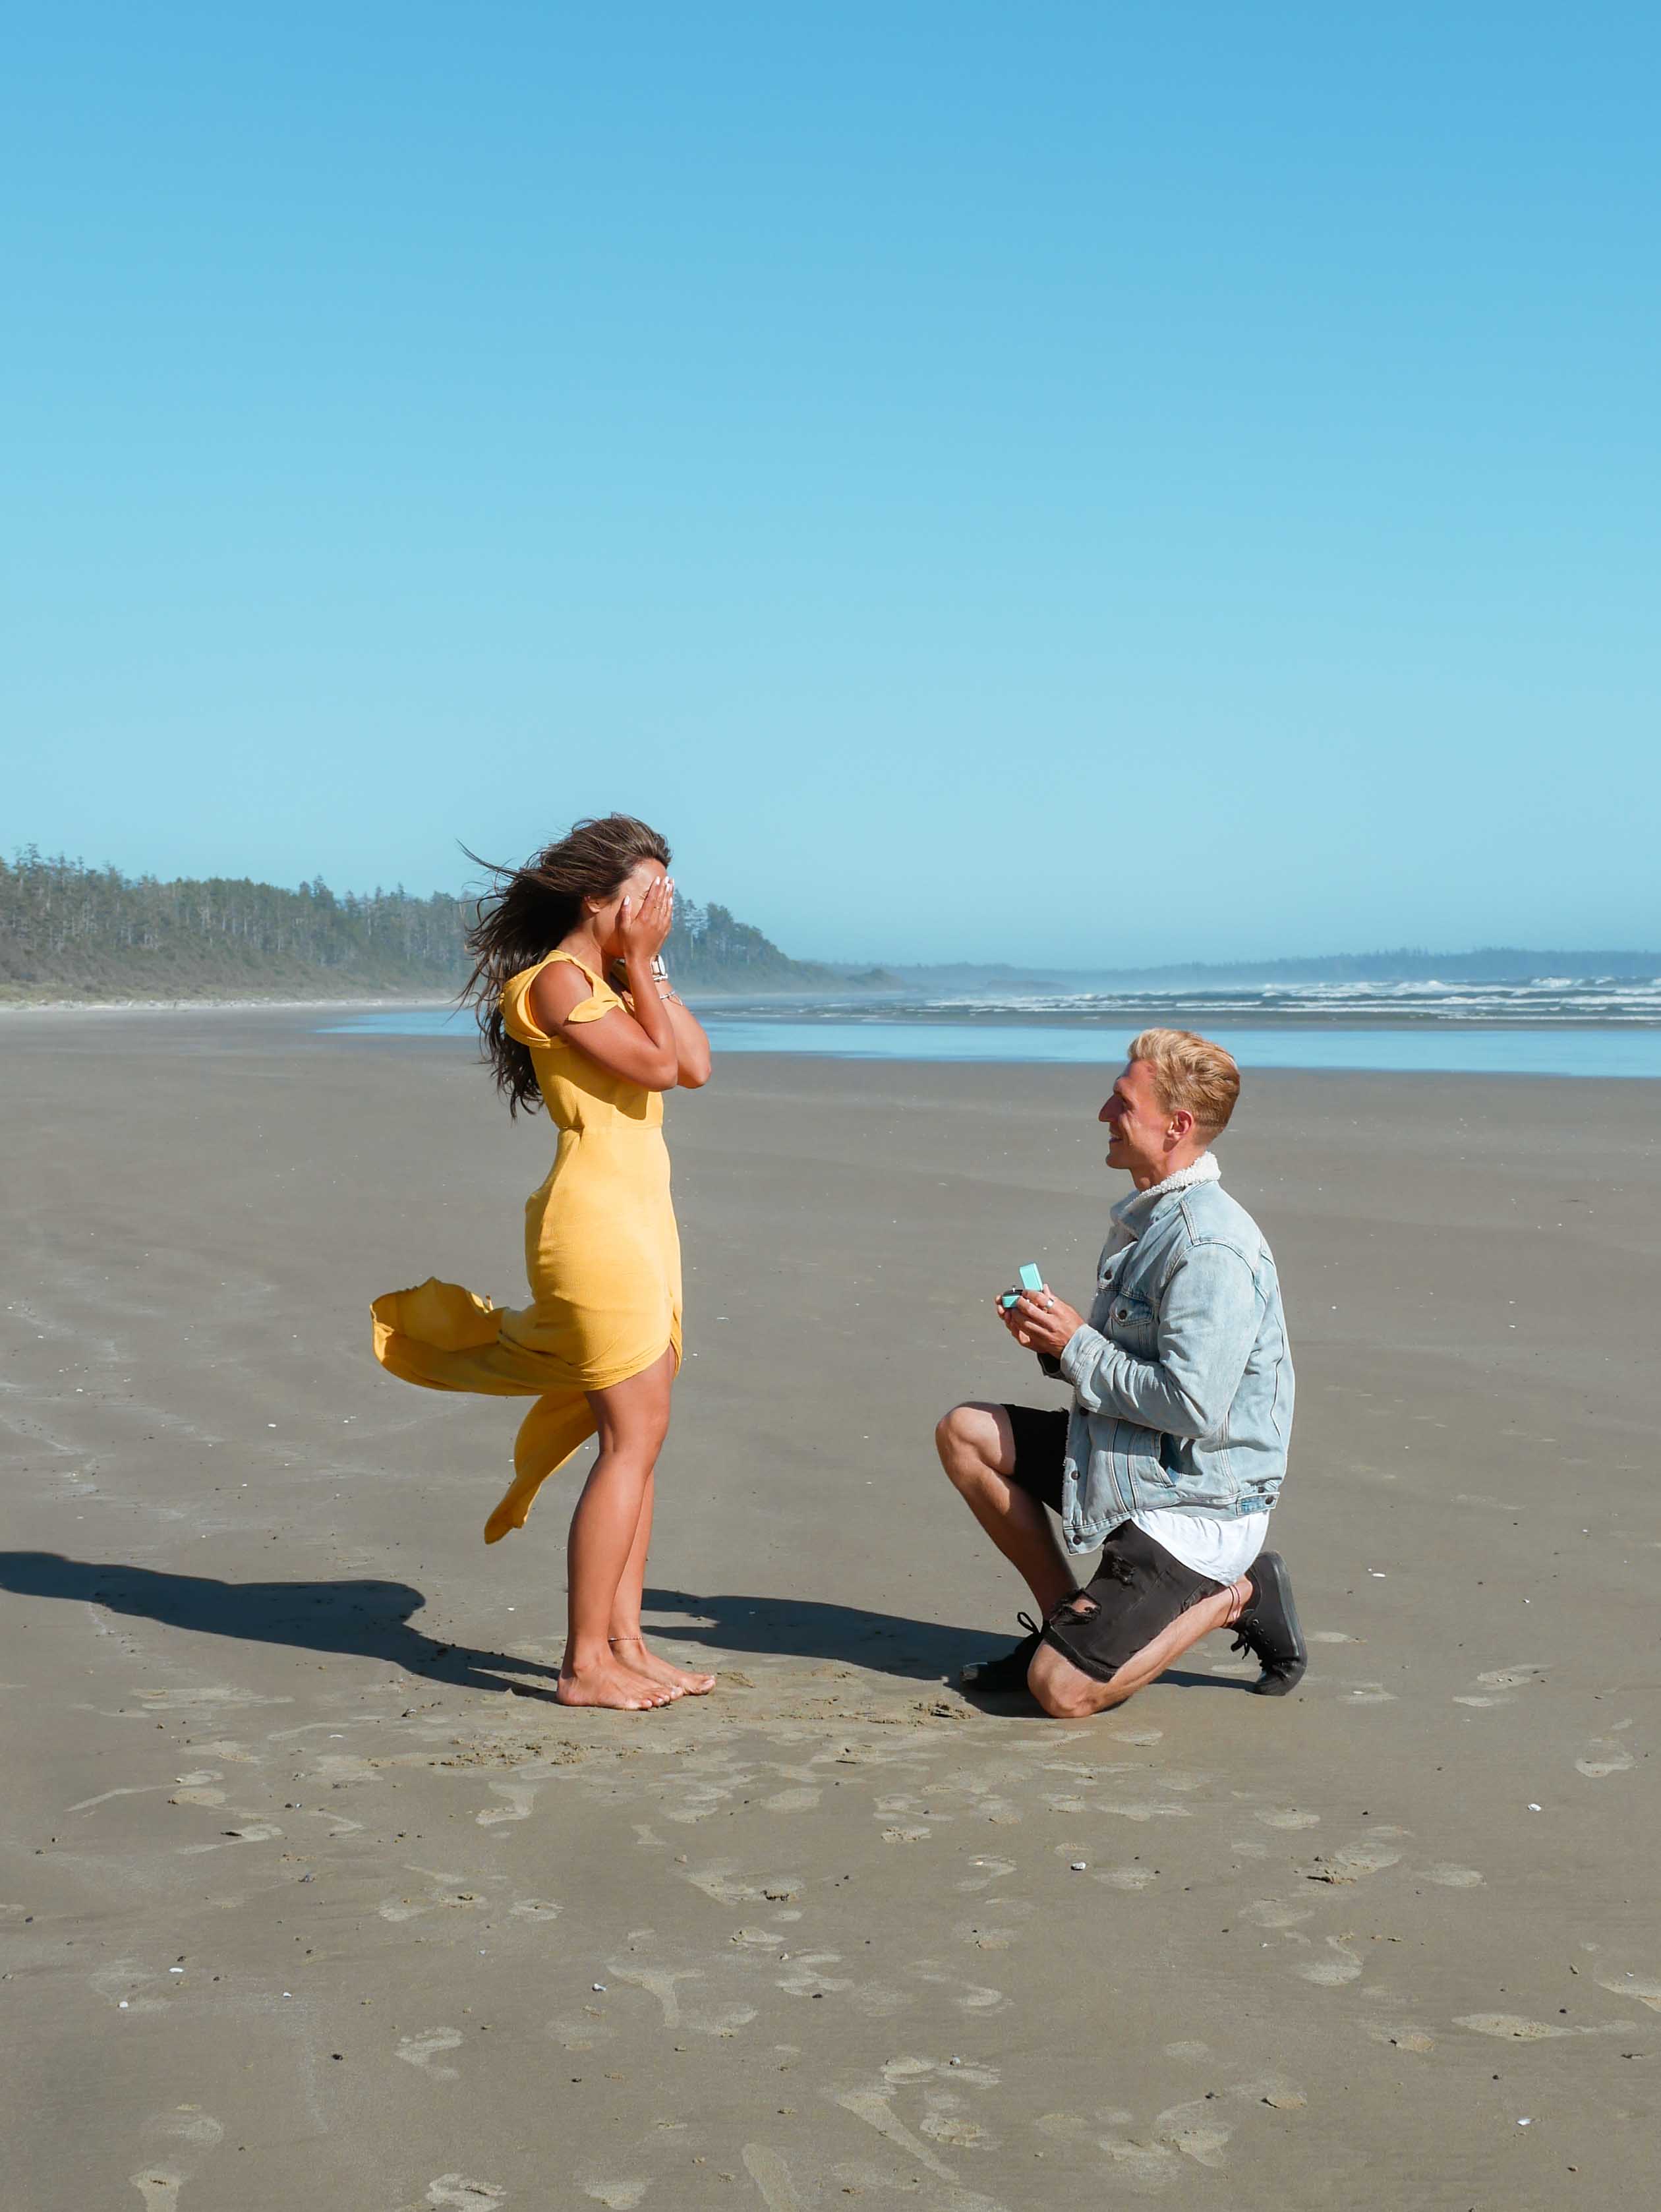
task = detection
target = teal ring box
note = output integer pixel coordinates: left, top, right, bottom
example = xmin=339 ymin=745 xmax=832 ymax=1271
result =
xmin=1001 ymin=1262 xmax=1045 ymax=1309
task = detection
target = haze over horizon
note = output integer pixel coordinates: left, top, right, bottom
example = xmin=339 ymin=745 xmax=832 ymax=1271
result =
xmin=7 ymin=5 xmax=1658 ymax=965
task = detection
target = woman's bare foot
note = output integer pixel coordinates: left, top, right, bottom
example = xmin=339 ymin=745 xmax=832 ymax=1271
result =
xmin=609 ymin=1635 xmax=715 ymax=1697
xmin=556 ymin=1654 xmax=676 ymax=1710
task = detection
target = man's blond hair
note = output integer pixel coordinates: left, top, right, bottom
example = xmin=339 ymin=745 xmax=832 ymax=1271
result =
xmin=1125 ymin=1028 xmax=1240 ymax=1136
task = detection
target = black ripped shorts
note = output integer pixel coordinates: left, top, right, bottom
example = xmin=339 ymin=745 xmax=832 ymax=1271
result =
xmin=1002 ymin=1403 xmax=1225 ymax=1685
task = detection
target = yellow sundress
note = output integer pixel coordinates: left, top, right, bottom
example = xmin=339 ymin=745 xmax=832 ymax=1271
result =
xmin=371 ymin=951 xmax=683 ymax=1542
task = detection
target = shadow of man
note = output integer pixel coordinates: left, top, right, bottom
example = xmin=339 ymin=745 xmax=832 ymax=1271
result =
xmin=0 ymin=1552 xmax=563 ymax=1698
xmin=641 ymin=1587 xmax=997 ymax=1683
xmin=641 ymin=1590 xmax=1248 ymax=1699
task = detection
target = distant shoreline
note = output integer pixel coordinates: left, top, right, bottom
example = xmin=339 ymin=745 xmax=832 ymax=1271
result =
xmin=0 ymin=985 xmax=852 ymax=1014
xmin=0 ymin=993 xmax=461 ymax=1014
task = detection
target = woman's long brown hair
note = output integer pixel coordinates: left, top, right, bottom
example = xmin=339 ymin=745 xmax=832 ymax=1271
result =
xmin=460 ymin=815 xmax=671 ymax=1116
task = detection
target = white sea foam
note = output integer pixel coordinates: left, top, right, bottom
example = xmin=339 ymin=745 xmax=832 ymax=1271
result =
xmin=720 ymin=975 xmax=1661 ymax=1028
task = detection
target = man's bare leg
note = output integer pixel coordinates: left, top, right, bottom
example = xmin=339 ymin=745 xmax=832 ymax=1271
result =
xmin=935 ymin=1401 xmax=1078 ymax=1618
xmin=1026 ymin=1573 xmax=1254 ymax=1718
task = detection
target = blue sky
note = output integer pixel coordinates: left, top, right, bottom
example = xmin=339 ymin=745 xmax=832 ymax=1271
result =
xmin=5 ymin=3 xmax=1657 ymax=965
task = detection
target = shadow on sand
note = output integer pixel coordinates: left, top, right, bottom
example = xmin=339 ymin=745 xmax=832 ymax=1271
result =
xmin=642 ymin=1588 xmax=1246 ymax=1699
xmin=0 ymin=1556 xmax=1248 ymax=1707
xmin=0 ymin=1551 xmax=564 ymax=1699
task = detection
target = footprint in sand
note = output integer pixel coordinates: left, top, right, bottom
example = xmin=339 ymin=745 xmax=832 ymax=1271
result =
xmin=419 ymin=2180 xmax=505 ymax=2209
xmin=741 ymin=2145 xmax=807 ymax=2212
xmin=130 ymin=2109 xmax=223 ymax=2209
xmin=131 ymin=2174 xmax=189 ymax=2211
xmin=477 ymin=1781 xmax=540 ymax=1826
xmin=1092 ymin=2073 xmax=1307 ymax=2189
xmin=918 ymin=2094 xmax=996 ymax=2149
xmin=1247 ymin=1899 xmax=1314 ymax=1929
xmin=683 ymin=1863 xmax=804 ymax=1907
xmin=910 ymin=1964 xmax=1007 ymax=2013
xmin=1422 ymin=1864 xmax=1484 ymax=1888
xmin=580 ymin=2181 xmax=648 ymax=2208
xmin=776 ymin=1952 xmax=854 ymax=1998
xmin=1308 ymin=1833 xmax=1406 ymax=1882
xmin=1294 ymin=1937 xmax=1362 ymax=1987
xmin=1455 ymin=2014 xmax=1568 ymax=2041
xmin=683 ymin=2003 xmax=759 ymax=2036
xmin=1256 ymin=1808 xmax=1321 ymax=1830
xmin=954 ymin=1857 xmax=1017 ymax=1893
xmin=1147 ymin=2094 xmax=1236 ymax=2168
xmin=1576 ymin=1732 xmax=1635 ymax=1778
xmin=831 ymin=2070 xmax=1012 ymax=2194
xmin=396 ymin=2028 xmax=464 ymax=2079
xmin=607 ymin=1962 xmax=701 ymax=2028
xmin=1458 ymin=1664 xmax=1546 ymax=1704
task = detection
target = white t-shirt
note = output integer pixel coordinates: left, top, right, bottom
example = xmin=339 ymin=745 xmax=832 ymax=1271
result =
xmin=1132 ymin=1505 xmax=1268 ymax=1586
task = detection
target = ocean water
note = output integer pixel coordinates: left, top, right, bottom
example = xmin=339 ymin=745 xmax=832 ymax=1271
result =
xmin=322 ymin=979 xmax=1661 ymax=1078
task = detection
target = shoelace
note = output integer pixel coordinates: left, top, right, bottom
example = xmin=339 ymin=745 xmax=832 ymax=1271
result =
xmin=1231 ymin=1621 xmax=1297 ymax=1675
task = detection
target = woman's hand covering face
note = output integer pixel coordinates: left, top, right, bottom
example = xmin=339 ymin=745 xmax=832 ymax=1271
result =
xmin=617 ymin=874 xmax=674 ymax=964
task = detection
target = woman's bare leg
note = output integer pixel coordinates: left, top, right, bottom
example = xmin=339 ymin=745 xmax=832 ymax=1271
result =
xmin=605 ymin=1467 xmax=716 ymax=1697
xmin=558 ymin=1350 xmax=678 ymax=1710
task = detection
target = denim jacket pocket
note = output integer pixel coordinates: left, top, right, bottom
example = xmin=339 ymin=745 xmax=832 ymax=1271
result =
xmin=1105 ymin=1290 xmax=1159 ymax=1360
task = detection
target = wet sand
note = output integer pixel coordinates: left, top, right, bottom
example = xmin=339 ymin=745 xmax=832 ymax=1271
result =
xmin=3 ymin=1010 xmax=1658 ymax=2209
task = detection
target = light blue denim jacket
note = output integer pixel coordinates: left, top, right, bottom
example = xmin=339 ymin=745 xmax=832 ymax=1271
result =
xmin=1055 ymin=1171 xmax=1295 ymax=1552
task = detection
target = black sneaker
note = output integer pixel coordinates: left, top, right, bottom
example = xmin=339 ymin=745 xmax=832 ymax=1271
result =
xmin=960 ymin=1612 xmax=1043 ymax=1693
xmin=1230 ymin=1553 xmax=1307 ymax=1695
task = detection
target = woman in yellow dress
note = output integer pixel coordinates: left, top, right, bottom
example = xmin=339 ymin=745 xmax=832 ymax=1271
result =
xmin=371 ymin=815 xmax=713 ymax=1710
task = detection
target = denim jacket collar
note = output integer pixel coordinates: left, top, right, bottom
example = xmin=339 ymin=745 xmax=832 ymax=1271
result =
xmin=1106 ymin=1151 xmax=1221 ymax=1252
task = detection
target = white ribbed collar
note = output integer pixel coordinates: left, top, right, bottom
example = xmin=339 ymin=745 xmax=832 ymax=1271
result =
xmin=1107 ymin=1150 xmax=1221 ymax=1248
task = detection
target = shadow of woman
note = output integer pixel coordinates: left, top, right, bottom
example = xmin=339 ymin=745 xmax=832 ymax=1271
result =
xmin=0 ymin=1552 xmax=564 ymax=1699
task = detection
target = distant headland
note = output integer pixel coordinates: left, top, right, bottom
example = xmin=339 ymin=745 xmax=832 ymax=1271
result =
xmin=5 ymin=848 xmax=1652 ymax=1007
xmin=0 ymin=848 xmax=894 ymax=1006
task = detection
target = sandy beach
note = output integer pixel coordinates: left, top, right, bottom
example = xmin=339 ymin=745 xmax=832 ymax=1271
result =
xmin=3 ymin=1009 xmax=1657 ymax=2210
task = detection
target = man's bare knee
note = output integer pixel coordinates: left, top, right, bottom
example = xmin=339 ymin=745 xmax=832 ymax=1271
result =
xmin=935 ymin=1401 xmax=1010 ymax=1486
xmin=1028 ymin=1646 xmax=1132 ymax=1719
xmin=936 ymin=1403 xmax=985 ymax=1482
xmin=1030 ymin=1670 xmax=1096 ymax=1720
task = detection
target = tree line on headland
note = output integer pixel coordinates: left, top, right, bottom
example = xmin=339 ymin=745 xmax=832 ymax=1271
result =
xmin=0 ymin=848 xmax=860 ymax=1002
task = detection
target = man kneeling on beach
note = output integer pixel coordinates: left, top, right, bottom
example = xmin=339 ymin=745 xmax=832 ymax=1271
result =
xmin=936 ymin=1028 xmax=1306 ymax=1715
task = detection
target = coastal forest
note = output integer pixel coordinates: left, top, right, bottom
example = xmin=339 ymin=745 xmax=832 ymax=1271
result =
xmin=0 ymin=848 xmax=841 ymax=1002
